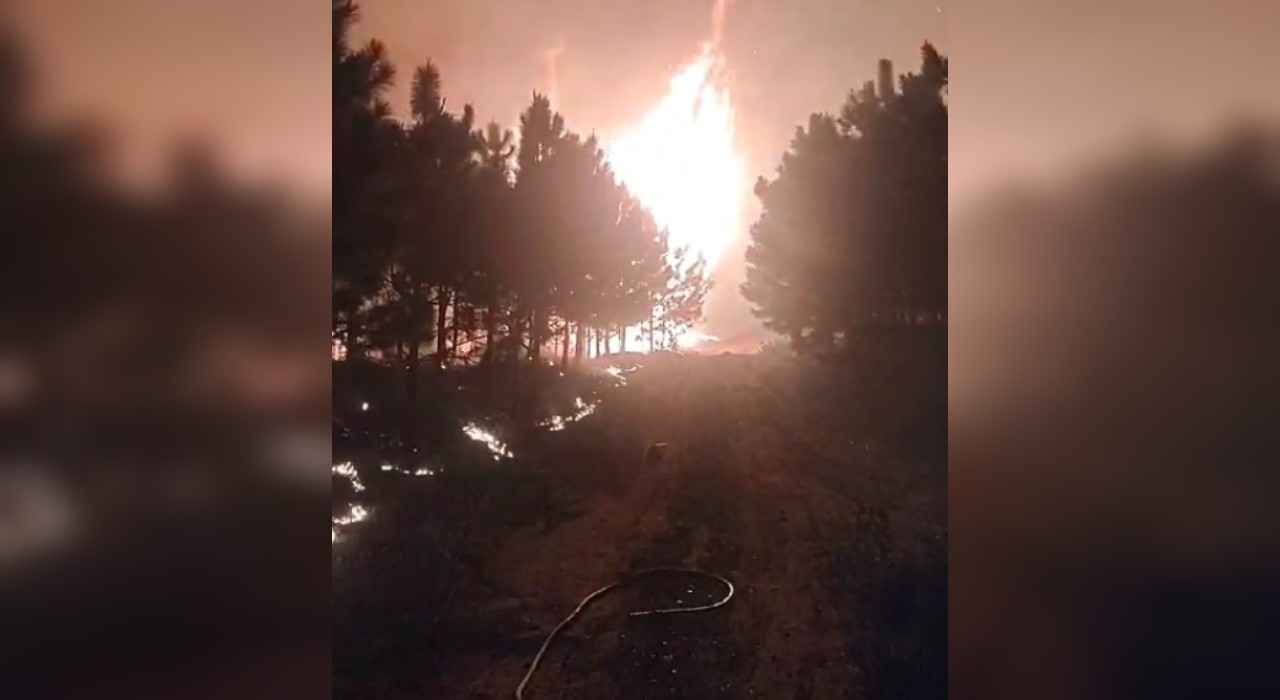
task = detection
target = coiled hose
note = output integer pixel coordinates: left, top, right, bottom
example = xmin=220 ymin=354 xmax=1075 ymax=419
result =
xmin=515 ymin=568 xmax=735 ymax=699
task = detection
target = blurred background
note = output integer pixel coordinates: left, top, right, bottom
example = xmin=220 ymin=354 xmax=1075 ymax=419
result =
xmin=1 ymin=1 xmax=330 ymax=697
xmin=950 ymin=1 xmax=1280 ymax=698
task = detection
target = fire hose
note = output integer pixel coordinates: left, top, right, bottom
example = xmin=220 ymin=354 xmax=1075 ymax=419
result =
xmin=515 ymin=568 xmax=735 ymax=699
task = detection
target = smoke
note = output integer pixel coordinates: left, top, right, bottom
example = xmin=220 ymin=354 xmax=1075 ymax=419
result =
xmin=541 ymin=39 xmax=565 ymax=110
xmin=710 ymin=0 xmax=735 ymax=47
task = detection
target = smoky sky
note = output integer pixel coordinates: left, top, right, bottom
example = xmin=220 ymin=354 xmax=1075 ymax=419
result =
xmin=355 ymin=0 xmax=948 ymax=341
xmin=357 ymin=0 xmax=945 ymax=152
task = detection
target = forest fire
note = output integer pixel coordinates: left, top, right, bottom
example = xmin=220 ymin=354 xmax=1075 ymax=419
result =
xmin=325 ymin=0 xmax=952 ymax=695
xmin=606 ymin=43 xmax=745 ymax=274
xmin=602 ymin=0 xmax=744 ymax=349
xmin=324 ymin=0 xmax=951 ymax=695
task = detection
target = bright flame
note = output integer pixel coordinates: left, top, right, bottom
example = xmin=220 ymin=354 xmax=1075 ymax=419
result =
xmin=603 ymin=366 xmax=627 ymax=384
xmin=606 ymin=43 xmax=746 ymax=273
xmin=332 ymin=462 xmax=366 ymax=493
xmin=462 ymin=423 xmax=514 ymax=460
xmin=334 ymin=504 xmax=368 ymax=526
xmin=675 ymin=330 xmax=718 ymax=349
xmin=603 ymin=364 xmax=642 ymax=385
xmin=538 ymin=396 xmax=601 ymax=432
xmin=332 ymin=503 xmax=369 ymax=543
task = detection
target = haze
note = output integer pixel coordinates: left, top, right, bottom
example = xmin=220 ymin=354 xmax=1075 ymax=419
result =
xmin=354 ymin=0 xmax=947 ymax=346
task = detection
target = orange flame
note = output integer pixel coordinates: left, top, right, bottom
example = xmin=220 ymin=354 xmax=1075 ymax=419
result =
xmin=605 ymin=43 xmax=746 ymax=273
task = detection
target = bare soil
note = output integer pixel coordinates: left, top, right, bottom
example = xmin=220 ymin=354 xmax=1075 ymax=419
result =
xmin=334 ymin=353 xmax=945 ymax=700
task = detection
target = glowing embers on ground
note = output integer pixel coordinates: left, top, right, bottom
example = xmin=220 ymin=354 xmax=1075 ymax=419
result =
xmin=332 ymin=461 xmax=366 ymax=493
xmin=540 ymin=364 xmax=635 ymax=429
xmin=538 ymin=396 xmax=600 ymax=432
xmin=334 ymin=504 xmax=369 ymax=526
xmin=603 ymin=366 xmax=626 ymax=384
xmin=380 ymin=461 xmax=441 ymax=477
xmin=462 ymin=423 xmax=515 ymax=460
xmin=605 ymin=43 xmax=746 ymax=274
xmin=603 ymin=364 xmax=639 ymax=385
xmin=333 ymin=460 xmax=444 ymax=543
xmin=336 ymin=370 xmax=631 ymax=544
xmin=332 ymin=503 xmax=369 ymax=542
xmin=332 ymin=461 xmax=370 ymax=542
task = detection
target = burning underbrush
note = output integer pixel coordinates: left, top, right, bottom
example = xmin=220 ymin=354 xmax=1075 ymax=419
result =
xmin=332 ymin=359 xmax=638 ymax=695
xmin=332 ymin=358 xmax=635 ymax=545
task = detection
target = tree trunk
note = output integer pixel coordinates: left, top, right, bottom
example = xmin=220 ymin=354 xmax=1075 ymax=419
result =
xmin=560 ymin=321 xmax=571 ymax=368
xmin=594 ymin=329 xmax=602 ymax=357
xmin=344 ymin=310 xmax=361 ymax=362
xmin=529 ymin=308 xmax=542 ymax=364
xmin=402 ymin=330 xmax=419 ymax=469
xmin=435 ymin=287 xmax=450 ymax=366
xmin=648 ymin=315 xmax=655 ymax=353
xmin=482 ymin=298 xmax=498 ymax=366
xmin=511 ymin=311 xmax=526 ymax=361
xmin=574 ymin=323 xmax=586 ymax=365
xmin=527 ymin=308 xmax=545 ymax=420
xmin=620 ymin=325 xmax=628 ymax=353
xmin=451 ymin=302 xmax=461 ymax=362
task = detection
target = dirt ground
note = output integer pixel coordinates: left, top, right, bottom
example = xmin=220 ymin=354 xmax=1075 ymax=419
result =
xmin=334 ymin=353 xmax=945 ymax=699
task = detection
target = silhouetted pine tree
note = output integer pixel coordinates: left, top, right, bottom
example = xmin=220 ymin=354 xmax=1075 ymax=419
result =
xmin=333 ymin=0 xmax=399 ymax=360
xmin=742 ymin=43 xmax=947 ymax=357
xmin=332 ymin=5 xmax=712 ymax=428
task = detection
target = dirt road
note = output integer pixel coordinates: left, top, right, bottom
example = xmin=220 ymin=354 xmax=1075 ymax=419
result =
xmin=335 ymin=354 xmax=945 ymax=699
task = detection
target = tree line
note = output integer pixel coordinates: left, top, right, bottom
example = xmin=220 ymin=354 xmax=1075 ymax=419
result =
xmin=333 ymin=0 xmax=709 ymax=377
xmin=742 ymin=44 xmax=947 ymax=358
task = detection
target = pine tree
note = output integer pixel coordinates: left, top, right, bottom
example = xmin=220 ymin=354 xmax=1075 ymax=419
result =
xmin=333 ymin=1 xmax=400 ymax=360
xmin=742 ymin=44 xmax=947 ymax=357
